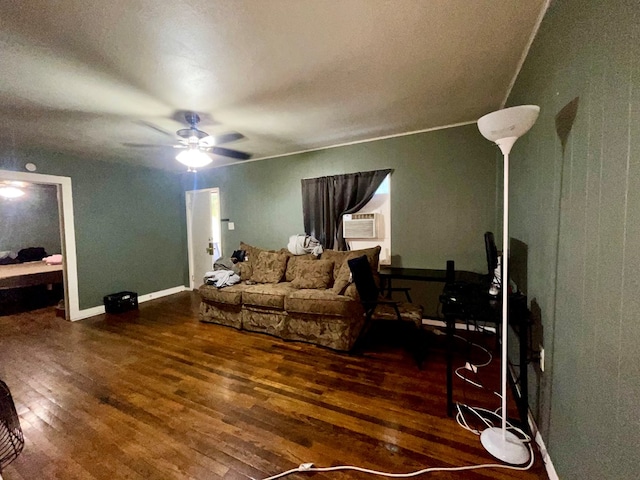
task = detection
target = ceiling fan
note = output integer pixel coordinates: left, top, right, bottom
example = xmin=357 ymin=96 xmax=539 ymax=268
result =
xmin=125 ymin=112 xmax=251 ymax=171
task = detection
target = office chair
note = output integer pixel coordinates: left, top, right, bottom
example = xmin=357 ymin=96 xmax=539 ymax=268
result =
xmin=347 ymin=255 xmax=425 ymax=367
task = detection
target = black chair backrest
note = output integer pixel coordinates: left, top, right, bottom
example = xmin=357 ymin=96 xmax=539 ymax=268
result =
xmin=347 ymin=255 xmax=379 ymax=304
xmin=484 ymin=232 xmax=498 ymax=276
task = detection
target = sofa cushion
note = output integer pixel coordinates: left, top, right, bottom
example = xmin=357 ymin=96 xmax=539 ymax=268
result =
xmin=238 ymin=261 xmax=253 ymax=281
xmin=285 ymin=253 xmax=316 ymax=281
xmin=321 ymin=245 xmax=381 ymax=285
xmin=242 ymin=306 xmax=288 ymax=336
xmin=240 ymin=242 xmax=275 ymax=265
xmin=331 ymin=252 xmax=362 ymax=294
xmin=284 ymin=312 xmax=366 ymax=351
xmin=322 ymin=246 xmax=382 ymax=294
xmin=251 ymin=251 xmax=288 ymax=283
xmin=291 ymin=260 xmax=334 ymax=289
xmin=242 ymin=282 xmax=296 ymax=309
xmin=343 ymin=283 xmax=359 ymax=299
xmin=285 ymin=289 xmax=362 ymax=317
xmin=198 ymin=283 xmax=248 ymax=305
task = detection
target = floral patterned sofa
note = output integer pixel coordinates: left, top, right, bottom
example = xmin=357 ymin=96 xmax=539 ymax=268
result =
xmin=198 ymin=242 xmax=381 ymax=351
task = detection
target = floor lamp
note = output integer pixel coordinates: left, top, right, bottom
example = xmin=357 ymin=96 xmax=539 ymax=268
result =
xmin=477 ymin=105 xmax=540 ymax=464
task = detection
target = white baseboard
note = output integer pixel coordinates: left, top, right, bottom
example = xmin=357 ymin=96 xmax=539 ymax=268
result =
xmin=506 ymin=361 xmax=558 ymax=480
xmin=137 ymin=285 xmax=188 ymax=303
xmin=528 ymin=413 xmax=559 ymax=480
xmin=71 ymin=305 xmax=105 ymax=321
xmin=70 ymin=285 xmax=188 ymax=321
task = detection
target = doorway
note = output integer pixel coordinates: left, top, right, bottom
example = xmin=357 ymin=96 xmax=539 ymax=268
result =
xmin=0 ymin=169 xmax=79 ymax=320
xmin=185 ymin=188 xmax=222 ymax=290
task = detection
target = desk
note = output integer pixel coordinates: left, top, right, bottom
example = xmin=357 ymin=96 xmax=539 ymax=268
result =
xmin=441 ymin=285 xmax=530 ymax=429
xmin=378 ymin=266 xmax=485 ymax=294
xmin=379 ymin=265 xmax=488 ymax=417
xmin=380 ymin=265 xmax=529 ymax=425
xmin=441 ymin=286 xmax=497 ymax=417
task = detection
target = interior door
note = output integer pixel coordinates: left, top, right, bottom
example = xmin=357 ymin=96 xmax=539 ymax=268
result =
xmin=186 ymin=188 xmax=222 ymax=289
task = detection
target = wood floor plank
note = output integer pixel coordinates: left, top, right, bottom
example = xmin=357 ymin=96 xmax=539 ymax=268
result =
xmin=0 ymin=292 xmax=547 ymax=480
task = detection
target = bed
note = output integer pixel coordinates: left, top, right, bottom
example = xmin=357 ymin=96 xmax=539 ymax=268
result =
xmin=0 ymin=261 xmax=63 ymax=290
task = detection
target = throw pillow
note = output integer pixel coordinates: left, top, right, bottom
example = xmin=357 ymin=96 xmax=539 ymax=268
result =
xmin=238 ymin=262 xmax=253 ymax=281
xmin=291 ymin=260 xmax=334 ymax=289
xmin=319 ymin=249 xmax=349 ymax=283
xmin=331 ymin=253 xmax=361 ymax=294
xmin=285 ymin=254 xmax=316 ymax=282
xmin=240 ymin=242 xmax=275 ymax=265
xmin=251 ymin=251 xmax=288 ymax=283
xmin=321 ymin=245 xmax=382 ymax=284
xmin=323 ymin=246 xmax=382 ymax=294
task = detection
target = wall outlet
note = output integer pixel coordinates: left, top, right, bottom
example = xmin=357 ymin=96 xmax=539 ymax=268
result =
xmin=540 ymin=345 xmax=545 ymax=372
xmin=228 ymin=222 xmax=235 ymax=230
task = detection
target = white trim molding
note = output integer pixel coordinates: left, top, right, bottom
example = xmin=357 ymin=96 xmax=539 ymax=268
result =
xmin=529 ymin=413 xmax=559 ymax=480
xmin=210 ymin=120 xmax=478 ymax=168
xmin=0 ymin=169 xmax=80 ymax=321
xmin=72 ymin=285 xmax=189 ymax=321
xmin=137 ymin=285 xmax=188 ymax=303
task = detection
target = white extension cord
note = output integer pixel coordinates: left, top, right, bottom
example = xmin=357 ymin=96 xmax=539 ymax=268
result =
xmin=258 ymin=404 xmax=535 ymax=480
xmin=257 ymin=329 xmax=535 ymax=480
xmin=259 ymin=449 xmax=535 ymax=480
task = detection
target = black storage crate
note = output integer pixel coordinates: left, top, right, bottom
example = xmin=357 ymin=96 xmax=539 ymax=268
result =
xmin=103 ymin=291 xmax=138 ymax=313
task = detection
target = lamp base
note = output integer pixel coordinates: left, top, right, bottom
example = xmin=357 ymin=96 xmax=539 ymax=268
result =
xmin=480 ymin=427 xmax=530 ymax=465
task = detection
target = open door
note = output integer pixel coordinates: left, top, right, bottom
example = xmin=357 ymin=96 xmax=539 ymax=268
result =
xmin=0 ymin=169 xmax=79 ymax=320
xmin=185 ymin=188 xmax=222 ymax=290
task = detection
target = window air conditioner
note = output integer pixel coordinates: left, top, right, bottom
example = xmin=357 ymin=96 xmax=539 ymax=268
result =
xmin=343 ymin=213 xmax=379 ymax=239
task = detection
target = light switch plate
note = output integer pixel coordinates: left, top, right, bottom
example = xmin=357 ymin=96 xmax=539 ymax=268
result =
xmin=228 ymin=222 xmax=235 ymax=230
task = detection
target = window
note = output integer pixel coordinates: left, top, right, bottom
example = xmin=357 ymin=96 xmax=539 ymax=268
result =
xmin=346 ymin=174 xmax=391 ymax=264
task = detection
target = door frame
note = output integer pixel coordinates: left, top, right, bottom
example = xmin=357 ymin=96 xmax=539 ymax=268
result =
xmin=0 ymin=169 xmax=80 ymax=320
xmin=185 ymin=187 xmax=221 ymax=290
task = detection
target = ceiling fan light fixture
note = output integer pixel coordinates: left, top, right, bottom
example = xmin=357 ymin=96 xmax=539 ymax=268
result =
xmin=176 ymin=148 xmax=213 ymax=169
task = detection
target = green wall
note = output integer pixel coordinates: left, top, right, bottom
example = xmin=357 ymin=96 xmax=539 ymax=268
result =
xmin=186 ymin=123 xmax=497 ymax=273
xmin=1 ymin=183 xmax=61 ymax=256
xmin=0 ymin=151 xmax=188 ymax=310
xmin=508 ymin=0 xmax=639 ymax=478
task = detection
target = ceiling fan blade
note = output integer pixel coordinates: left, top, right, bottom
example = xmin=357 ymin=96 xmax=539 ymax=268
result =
xmin=211 ymin=132 xmax=245 ymax=145
xmin=122 ymin=142 xmax=175 ymax=148
xmin=210 ymin=146 xmax=252 ymax=160
xmin=137 ymin=121 xmax=175 ymax=138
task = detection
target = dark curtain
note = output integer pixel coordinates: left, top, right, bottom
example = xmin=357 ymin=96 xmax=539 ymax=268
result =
xmin=301 ymin=169 xmax=391 ymax=250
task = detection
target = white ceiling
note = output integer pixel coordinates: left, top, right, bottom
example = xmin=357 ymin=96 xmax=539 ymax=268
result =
xmin=0 ymin=0 xmax=548 ymax=171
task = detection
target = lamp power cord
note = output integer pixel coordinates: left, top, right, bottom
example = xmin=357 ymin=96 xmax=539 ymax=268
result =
xmin=257 ymin=324 xmax=535 ymax=480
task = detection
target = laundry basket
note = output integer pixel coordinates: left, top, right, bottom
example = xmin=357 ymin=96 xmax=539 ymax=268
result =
xmin=0 ymin=379 xmax=24 ymax=476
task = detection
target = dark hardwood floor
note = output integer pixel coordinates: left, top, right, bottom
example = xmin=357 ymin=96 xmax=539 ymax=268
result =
xmin=0 ymin=292 xmax=548 ymax=480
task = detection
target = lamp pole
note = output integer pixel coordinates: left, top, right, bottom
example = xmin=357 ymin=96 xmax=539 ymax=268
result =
xmin=477 ymin=105 xmax=540 ymax=465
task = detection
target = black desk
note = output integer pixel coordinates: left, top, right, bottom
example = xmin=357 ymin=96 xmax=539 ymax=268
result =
xmin=379 ymin=265 xmax=487 ymax=417
xmin=379 ymin=265 xmax=529 ymax=426
xmin=379 ymin=267 xmax=449 ymax=282
xmin=441 ymin=286 xmax=498 ymax=417
xmin=378 ymin=266 xmax=485 ymax=293
xmin=441 ymin=285 xmax=530 ymax=429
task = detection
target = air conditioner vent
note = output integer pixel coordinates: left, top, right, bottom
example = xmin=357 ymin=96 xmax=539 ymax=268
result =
xmin=343 ymin=213 xmax=379 ymax=239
